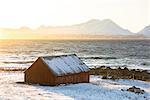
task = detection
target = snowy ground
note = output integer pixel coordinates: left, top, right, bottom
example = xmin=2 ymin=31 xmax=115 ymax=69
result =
xmin=0 ymin=72 xmax=149 ymax=100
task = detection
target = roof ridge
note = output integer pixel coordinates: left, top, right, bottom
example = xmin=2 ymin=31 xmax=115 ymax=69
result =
xmin=40 ymin=54 xmax=77 ymax=58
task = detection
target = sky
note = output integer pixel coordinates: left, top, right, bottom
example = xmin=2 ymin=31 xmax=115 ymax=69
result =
xmin=0 ymin=0 xmax=149 ymax=32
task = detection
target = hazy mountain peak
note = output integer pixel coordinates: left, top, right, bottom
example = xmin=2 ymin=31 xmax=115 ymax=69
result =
xmin=138 ymin=25 xmax=150 ymax=36
xmin=101 ymin=19 xmax=113 ymax=23
xmin=19 ymin=26 xmax=32 ymax=31
xmin=86 ymin=19 xmax=115 ymax=24
xmin=85 ymin=19 xmax=117 ymax=28
xmin=86 ymin=19 xmax=100 ymax=23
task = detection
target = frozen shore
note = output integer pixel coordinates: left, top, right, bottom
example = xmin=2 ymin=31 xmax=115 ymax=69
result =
xmin=0 ymin=72 xmax=149 ymax=100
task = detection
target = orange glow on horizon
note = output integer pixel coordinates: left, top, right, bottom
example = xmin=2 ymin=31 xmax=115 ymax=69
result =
xmin=0 ymin=30 xmax=4 ymax=39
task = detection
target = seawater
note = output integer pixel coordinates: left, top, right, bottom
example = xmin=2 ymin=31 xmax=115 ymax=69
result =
xmin=0 ymin=40 xmax=150 ymax=70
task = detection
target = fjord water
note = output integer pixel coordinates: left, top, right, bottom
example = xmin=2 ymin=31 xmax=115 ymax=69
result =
xmin=0 ymin=40 xmax=150 ymax=70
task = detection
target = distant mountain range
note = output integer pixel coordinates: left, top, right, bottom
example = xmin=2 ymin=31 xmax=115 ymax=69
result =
xmin=1 ymin=19 xmax=150 ymax=39
xmin=35 ymin=19 xmax=133 ymax=35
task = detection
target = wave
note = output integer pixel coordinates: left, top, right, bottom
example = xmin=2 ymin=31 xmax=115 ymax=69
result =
xmin=141 ymin=62 xmax=150 ymax=66
xmin=0 ymin=67 xmax=26 ymax=71
xmin=2 ymin=61 xmax=34 ymax=64
xmin=53 ymin=49 xmax=64 ymax=51
xmin=80 ymin=56 xmax=117 ymax=60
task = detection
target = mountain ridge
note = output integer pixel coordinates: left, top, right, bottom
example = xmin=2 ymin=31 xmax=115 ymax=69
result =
xmin=34 ymin=19 xmax=134 ymax=35
xmin=138 ymin=25 xmax=150 ymax=37
xmin=0 ymin=19 xmax=149 ymax=39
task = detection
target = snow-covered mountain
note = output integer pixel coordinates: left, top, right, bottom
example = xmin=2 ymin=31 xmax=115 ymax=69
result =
xmin=68 ymin=19 xmax=133 ymax=35
xmin=36 ymin=19 xmax=133 ymax=35
xmin=2 ymin=19 xmax=144 ymax=39
xmin=138 ymin=25 xmax=150 ymax=36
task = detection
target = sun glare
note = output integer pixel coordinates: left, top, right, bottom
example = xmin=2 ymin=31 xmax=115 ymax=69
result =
xmin=0 ymin=30 xmax=4 ymax=39
xmin=0 ymin=32 xmax=2 ymax=38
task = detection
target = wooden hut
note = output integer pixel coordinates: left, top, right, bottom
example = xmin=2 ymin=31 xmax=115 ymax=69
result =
xmin=24 ymin=54 xmax=89 ymax=85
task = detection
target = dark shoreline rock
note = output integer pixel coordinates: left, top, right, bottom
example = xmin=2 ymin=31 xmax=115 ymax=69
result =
xmin=90 ymin=66 xmax=150 ymax=81
xmin=127 ymin=86 xmax=145 ymax=94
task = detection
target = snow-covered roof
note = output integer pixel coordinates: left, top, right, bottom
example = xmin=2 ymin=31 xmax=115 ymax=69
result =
xmin=41 ymin=54 xmax=89 ymax=76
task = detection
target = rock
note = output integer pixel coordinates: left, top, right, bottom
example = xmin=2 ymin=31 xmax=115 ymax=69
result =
xmin=102 ymin=76 xmax=108 ymax=79
xmin=127 ymin=86 xmax=145 ymax=94
xmin=118 ymin=67 xmax=122 ymax=70
xmin=123 ymin=67 xmax=129 ymax=70
xmin=100 ymin=66 xmax=106 ymax=69
xmin=106 ymin=67 xmax=111 ymax=70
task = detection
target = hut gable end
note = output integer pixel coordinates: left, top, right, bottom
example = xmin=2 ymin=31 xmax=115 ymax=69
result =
xmin=24 ymin=58 xmax=55 ymax=85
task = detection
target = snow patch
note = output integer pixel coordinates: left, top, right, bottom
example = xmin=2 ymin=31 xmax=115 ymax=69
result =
xmin=0 ymin=72 xmax=149 ymax=100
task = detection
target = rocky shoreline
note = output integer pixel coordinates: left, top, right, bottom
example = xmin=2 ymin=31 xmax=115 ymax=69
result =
xmin=90 ymin=66 xmax=150 ymax=81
